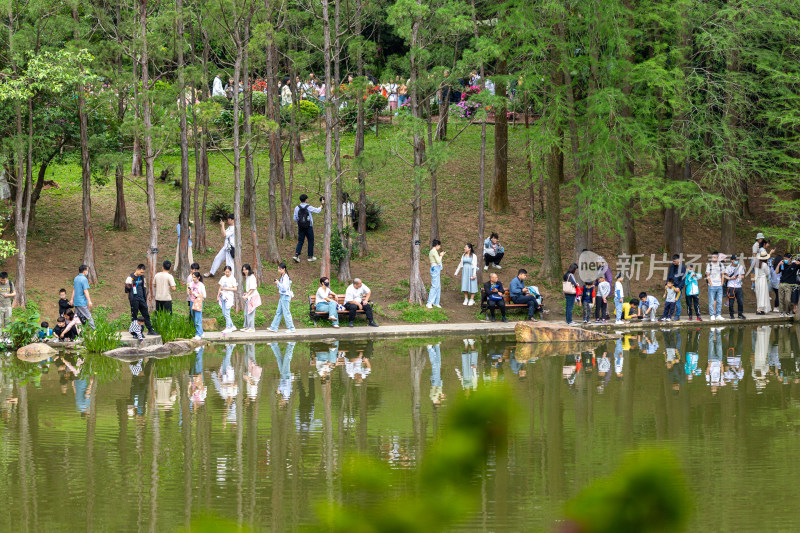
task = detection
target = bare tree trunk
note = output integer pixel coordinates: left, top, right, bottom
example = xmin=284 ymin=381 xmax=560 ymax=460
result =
xmin=263 ymin=20 xmax=281 ymax=264
xmin=489 ymin=58 xmax=509 ymax=213
xmin=333 ymin=0 xmax=351 ymax=282
xmin=231 ymin=29 xmax=245 ymax=310
xmin=131 ymin=59 xmax=143 ymax=177
xmin=176 ymin=0 xmax=191 ymax=282
xmin=525 ymin=93 xmax=534 ymax=256
xmin=434 ymin=82 xmax=449 ymax=141
xmin=192 ymin=26 xmax=211 ymax=254
xmin=355 ymin=2 xmax=368 ymax=255
xmin=427 ymin=104 xmax=439 ymax=243
xmin=13 ymin=98 xmax=33 ymax=307
xmin=407 ymin=1 xmax=427 ymax=304
xmin=320 ymin=0 xmax=334 ymax=279
xmin=74 ymin=7 xmax=97 ymax=284
xmin=242 ymin=26 xmax=262 ymax=283
xmin=113 ymin=3 xmax=128 ymax=231
xmin=141 ymin=0 xmax=158 ymax=311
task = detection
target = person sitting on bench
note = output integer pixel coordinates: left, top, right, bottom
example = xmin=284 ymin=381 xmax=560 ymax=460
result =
xmin=344 ymin=278 xmax=379 ymax=328
xmin=509 ymin=269 xmax=540 ymax=321
xmin=482 ymin=272 xmax=508 ymax=322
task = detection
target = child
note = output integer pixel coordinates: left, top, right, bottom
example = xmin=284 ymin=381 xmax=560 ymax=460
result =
xmin=684 ymin=265 xmax=702 ymax=321
xmin=596 ymin=276 xmax=610 ymax=323
xmin=38 ymin=321 xmax=53 ymax=341
xmin=129 ymin=315 xmax=146 ymax=341
xmin=614 ymin=272 xmax=625 ymax=324
xmin=187 ymin=262 xmax=200 ymax=312
xmin=58 ymin=288 xmax=72 ymax=317
xmin=638 ymin=292 xmax=659 ymax=321
xmin=580 ymin=281 xmax=594 ymax=324
xmin=624 ymin=298 xmax=639 ymax=320
xmin=54 ymin=315 xmax=79 ymax=341
xmin=660 ymin=279 xmax=681 ymax=321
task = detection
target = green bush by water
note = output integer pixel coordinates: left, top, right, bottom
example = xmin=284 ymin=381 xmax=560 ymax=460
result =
xmin=152 ymin=311 xmax=196 ymax=342
xmin=82 ymin=319 xmax=121 ymax=353
xmin=5 ymin=307 xmax=41 ymax=349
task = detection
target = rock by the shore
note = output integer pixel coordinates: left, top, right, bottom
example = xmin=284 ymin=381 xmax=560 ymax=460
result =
xmin=17 ymin=342 xmax=57 ymax=362
xmin=202 ymin=318 xmax=218 ymax=331
xmin=515 ymin=321 xmax=618 ymax=343
xmin=104 ymin=337 xmax=207 ymax=360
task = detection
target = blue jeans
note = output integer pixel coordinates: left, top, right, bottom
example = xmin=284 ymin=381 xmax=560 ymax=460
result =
xmin=192 ymin=309 xmax=203 ymax=337
xmin=427 ymin=265 xmax=441 ymax=306
xmin=220 ymin=301 xmax=234 ymax=329
xmin=708 ymin=286 xmax=723 ymax=316
xmin=565 ymin=294 xmax=575 ymax=323
xmin=674 ymin=297 xmax=682 ymax=319
xmin=615 ymin=297 xmax=623 ymax=321
xmin=315 ymin=301 xmax=339 ymax=324
xmin=270 ymin=295 xmax=295 ymax=331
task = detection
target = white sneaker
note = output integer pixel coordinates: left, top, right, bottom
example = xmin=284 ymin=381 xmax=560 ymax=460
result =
xmin=221 ymin=327 xmax=231 ymax=334
xmin=292 ymin=255 xmax=300 ymax=263
xmin=229 ymin=326 xmax=237 ymax=332
xmin=483 ymin=265 xmax=489 ymax=271
xmin=434 ymin=304 xmax=441 ymax=308
xmin=192 ymin=335 xmax=201 ymax=341
xmin=773 ymin=307 xmax=780 ymax=313
xmin=780 ymin=313 xmax=786 ymax=317
xmin=615 ymin=320 xmax=624 ymax=324
xmin=468 ymin=298 xmax=475 ymax=306
xmin=463 ymin=297 xmax=469 ymax=305
xmin=709 ymin=315 xmax=716 ymax=321
xmin=307 ymin=256 xmax=317 ymax=262
xmin=716 ymin=315 xmax=725 ymax=321
xmin=426 ymin=303 xmax=433 ymax=309
xmin=494 ymin=264 xmax=502 ymax=270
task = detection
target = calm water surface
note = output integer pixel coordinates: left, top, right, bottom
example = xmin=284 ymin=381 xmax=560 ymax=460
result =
xmin=1 ymin=324 xmax=800 ymax=532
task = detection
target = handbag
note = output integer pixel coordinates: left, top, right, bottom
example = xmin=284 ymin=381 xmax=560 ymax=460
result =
xmin=562 ymin=279 xmax=576 ymax=295
xmin=192 ymin=295 xmax=203 ymax=312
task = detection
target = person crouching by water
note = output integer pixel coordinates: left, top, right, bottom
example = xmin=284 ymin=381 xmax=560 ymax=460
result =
xmin=268 ymin=263 xmax=296 ymax=333
xmin=482 ymin=272 xmax=507 ymax=322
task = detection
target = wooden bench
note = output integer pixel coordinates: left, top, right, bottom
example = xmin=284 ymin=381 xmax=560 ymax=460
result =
xmin=480 ymin=289 xmax=543 ymax=316
xmin=308 ymin=295 xmax=373 ymax=323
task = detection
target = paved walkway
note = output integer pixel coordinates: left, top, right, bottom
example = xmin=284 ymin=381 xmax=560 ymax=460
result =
xmin=199 ymin=313 xmax=795 ymax=344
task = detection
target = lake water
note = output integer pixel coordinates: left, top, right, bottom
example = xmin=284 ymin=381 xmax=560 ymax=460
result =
xmin=1 ymin=324 xmax=799 ymax=532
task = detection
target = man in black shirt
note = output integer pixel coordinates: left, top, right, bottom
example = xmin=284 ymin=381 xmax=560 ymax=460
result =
xmin=775 ymin=254 xmax=799 ymax=317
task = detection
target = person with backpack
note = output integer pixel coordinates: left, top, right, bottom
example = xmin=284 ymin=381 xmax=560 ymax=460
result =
xmin=292 ymin=193 xmax=324 ymax=263
xmin=125 ymin=264 xmax=156 ymax=336
xmin=204 ymin=214 xmax=235 ymax=278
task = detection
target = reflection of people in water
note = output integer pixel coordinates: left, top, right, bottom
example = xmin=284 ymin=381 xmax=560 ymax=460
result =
xmin=212 ymin=344 xmax=239 ymax=426
xmin=706 ymin=328 xmax=725 ymax=394
xmin=509 ymin=349 xmax=528 ymax=380
xmin=663 ymin=330 xmax=683 ymax=390
xmin=57 ymin=355 xmax=82 ymax=395
xmin=613 ymin=336 xmax=631 ymax=378
xmin=244 ymin=343 xmax=262 ymax=401
xmin=638 ymin=331 xmax=659 ymax=355
xmin=74 ymin=376 xmax=95 ymax=415
xmin=129 ymin=358 xmax=153 ymax=417
xmin=455 ymin=338 xmax=478 ymax=392
xmin=345 ymin=349 xmax=371 ymax=384
xmin=562 ymin=353 xmax=578 ymax=387
xmin=752 ymin=326 xmax=771 ymax=392
xmin=427 ymin=344 xmax=445 ymax=405
xmin=155 ymin=377 xmax=177 ymax=411
xmin=684 ymin=329 xmax=702 ymax=382
xmin=596 ymin=351 xmax=611 ymax=392
xmin=271 ymin=342 xmax=295 ymax=406
xmin=189 ymin=346 xmax=207 ymax=408
xmin=311 ymin=340 xmax=338 ymax=381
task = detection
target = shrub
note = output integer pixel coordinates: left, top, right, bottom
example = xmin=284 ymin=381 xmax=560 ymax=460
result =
xmin=152 ymin=311 xmax=196 ymax=342
xmin=331 ymin=224 xmax=357 ymax=267
xmin=250 ymin=91 xmax=268 ymax=113
xmin=211 ymin=95 xmax=231 ymax=108
xmin=5 ymin=308 xmax=41 ymax=349
xmin=82 ymin=319 xmax=121 ymax=353
xmin=366 ymin=93 xmax=388 ymax=115
xmin=352 ymin=198 xmax=383 ymax=231
xmin=287 ymin=99 xmax=321 ymax=128
xmin=208 ymin=201 xmax=233 ymax=223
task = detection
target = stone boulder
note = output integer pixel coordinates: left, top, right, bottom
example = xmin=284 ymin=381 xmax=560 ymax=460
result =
xmin=104 ymin=337 xmax=207 ymax=360
xmin=202 ymin=318 xmax=218 ymax=331
xmin=17 ymin=342 xmax=57 ymax=362
xmin=515 ymin=321 xmax=618 ymax=343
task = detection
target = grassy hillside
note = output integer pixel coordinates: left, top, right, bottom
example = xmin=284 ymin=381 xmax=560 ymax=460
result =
xmin=3 ymin=120 xmax=773 ymax=327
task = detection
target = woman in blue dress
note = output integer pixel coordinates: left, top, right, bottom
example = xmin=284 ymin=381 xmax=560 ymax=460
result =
xmin=454 ymin=243 xmax=478 ymax=306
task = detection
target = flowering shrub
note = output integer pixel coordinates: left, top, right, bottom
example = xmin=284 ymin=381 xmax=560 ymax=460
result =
xmin=453 ymin=85 xmax=481 ymax=119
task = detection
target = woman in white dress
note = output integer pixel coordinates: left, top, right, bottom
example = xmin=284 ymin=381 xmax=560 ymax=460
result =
xmin=754 ymin=249 xmax=771 ymax=315
xmin=454 ymin=243 xmax=478 ymax=305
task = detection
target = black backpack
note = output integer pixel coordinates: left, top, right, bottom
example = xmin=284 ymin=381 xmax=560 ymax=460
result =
xmin=297 ymin=204 xmax=311 ymax=229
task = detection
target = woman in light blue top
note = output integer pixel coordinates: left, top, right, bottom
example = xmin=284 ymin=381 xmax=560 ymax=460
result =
xmin=269 ymin=263 xmax=296 ymax=333
xmin=454 ymin=243 xmax=478 ymax=305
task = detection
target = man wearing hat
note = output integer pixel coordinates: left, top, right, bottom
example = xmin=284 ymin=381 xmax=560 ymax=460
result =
xmin=724 ymin=254 xmax=746 ymax=320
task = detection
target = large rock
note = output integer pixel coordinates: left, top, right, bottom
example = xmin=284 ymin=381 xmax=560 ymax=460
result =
xmin=119 ymin=331 xmax=163 ymax=348
xmin=202 ymin=318 xmax=218 ymax=331
xmin=515 ymin=321 xmax=618 ymax=343
xmin=17 ymin=342 xmax=57 ymax=362
xmin=104 ymin=337 xmax=207 ymax=360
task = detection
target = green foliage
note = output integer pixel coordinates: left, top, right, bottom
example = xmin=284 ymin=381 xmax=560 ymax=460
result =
xmin=250 ymin=91 xmax=268 ymax=112
xmin=315 ymin=385 xmax=511 ymax=532
xmin=82 ymin=319 xmax=121 ymax=353
xmin=287 ymin=99 xmax=320 ymax=128
xmin=563 ymin=449 xmax=689 ymax=533
xmin=208 ymin=201 xmax=233 ymax=223
xmin=5 ymin=308 xmax=41 ymax=349
xmin=79 ymin=353 xmax=122 ymax=384
xmin=352 ymin=198 xmax=383 ymax=231
xmin=388 ymin=301 xmax=448 ymax=323
xmin=366 ymin=93 xmax=388 ymax=115
xmin=330 ymin=224 xmax=357 ymax=268
xmin=152 ymin=311 xmax=196 ymax=342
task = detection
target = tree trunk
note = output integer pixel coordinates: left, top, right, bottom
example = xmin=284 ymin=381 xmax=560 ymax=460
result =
xmin=354 ymin=1 xmax=368 ymax=256
xmin=489 ymin=58 xmax=509 ymax=213
xmin=720 ymin=47 xmax=740 ymax=253
xmin=320 ymin=0 xmax=334 ymax=280
xmin=333 ymin=0 xmax=351 ymax=282
xmin=176 ymin=0 xmax=191 ymax=282
xmin=542 ymin=140 xmax=564 ymax=283
xmin=525 ymin=92 xmax=534 ymax=256
xmin=407 ymin=1 xmax=427 ymax=304
xmin=264 ymin=27 xmax=281 ymax=264
xmin=141 ymin=0 xmax=158 ymax=311
xmin=113 ymin=4 xmax=128 ymax=231
xmin=426 ymin=103 xmax=439 ymax=243
xmin=662 ymin=159 xmax=684 ymax=256
xmin=231 ymin=30 xmax=245 ymax=310
xmin=131 ymin=58 xmax=143 ymax=177
xmin=13 ymin=98 xmax=33 ymax=308
xmin=269 ymin=46 xmax=292 ymax=242
xmin=434 ymin=82 xmax=449 ymax=141
xmin=192 ymin=27 xmax=211 ymax=254
xmin=242 ymin=24 xmax=262 ymax=283
xmin=74 ymin=7 xmax=97 ymax=284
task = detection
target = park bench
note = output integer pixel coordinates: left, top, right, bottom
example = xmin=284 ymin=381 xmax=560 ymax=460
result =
xmin=479 ymin=288 xmax=544 ymax=317
xmin=308 ymin=294 xmax=373 ymax=324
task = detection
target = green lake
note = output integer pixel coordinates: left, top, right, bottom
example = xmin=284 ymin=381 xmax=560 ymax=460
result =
xmin=1 ymin=324 xmax=799 ymax=532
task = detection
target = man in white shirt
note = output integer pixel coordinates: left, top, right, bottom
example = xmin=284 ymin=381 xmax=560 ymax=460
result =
xmin=212 ymin=72 xmax=226 ymax=98
xmin=205 ymin=213 xmax=236 ymax=278
xmin=706 ymin=252 xmax=726 ymax=320
xmin=725 ymin=254 xmax=746 ymax=320
xmin=344 ymin=278 xmax=379 ymax=328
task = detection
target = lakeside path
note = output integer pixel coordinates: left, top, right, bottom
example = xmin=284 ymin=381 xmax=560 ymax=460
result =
xmin=196 ymin=312 xmax=795 ymax=344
